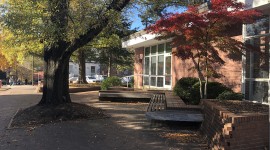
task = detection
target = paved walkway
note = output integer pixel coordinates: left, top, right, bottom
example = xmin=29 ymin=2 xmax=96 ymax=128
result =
xmin=0 ymin=86 xmax=205 ymax=150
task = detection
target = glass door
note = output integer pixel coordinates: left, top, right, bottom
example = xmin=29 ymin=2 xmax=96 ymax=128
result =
xmin=164 ymin=55 xmax=172 ymax=89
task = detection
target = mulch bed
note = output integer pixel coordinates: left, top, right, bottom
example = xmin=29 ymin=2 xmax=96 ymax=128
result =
xmin=10 ymin=103 xmax=109 ymax=128
xmin=210 ymin=100 xmax=269 ymax=114
xmin=69 ymin=83 xmax=101 ymax=87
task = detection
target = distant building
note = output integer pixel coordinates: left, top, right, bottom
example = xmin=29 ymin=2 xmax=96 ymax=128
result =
xmin=69 ymin=62 xmax=100 ymax=77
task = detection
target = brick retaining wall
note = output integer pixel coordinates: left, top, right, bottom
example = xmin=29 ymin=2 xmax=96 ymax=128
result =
xmin=200 ymin=100 xmax=269 ymax=150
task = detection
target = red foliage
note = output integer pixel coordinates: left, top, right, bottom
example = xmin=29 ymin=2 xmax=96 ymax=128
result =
xmin=147 ymin=0 xmax=262 ymax=81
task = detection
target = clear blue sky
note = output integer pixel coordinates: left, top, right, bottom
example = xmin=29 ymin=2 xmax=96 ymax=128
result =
xmin=129 ymin=6 xmax=187 ymax=31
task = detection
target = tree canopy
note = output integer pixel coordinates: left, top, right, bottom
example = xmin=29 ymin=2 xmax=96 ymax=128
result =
xmin=1 ymin=0 xmax=131 ymax=105
xmin=91 ymin=18 xmax=135 ymax=76
xmin=0 ymin=51 xmax=9 ymax=71
xmin=135 ymin=0 xmax=205 ymax=27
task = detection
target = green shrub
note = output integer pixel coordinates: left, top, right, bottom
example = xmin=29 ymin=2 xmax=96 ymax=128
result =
xmin=173 ymin=77 xmax=233 ymax=105
xmin=217 ymin=91 xmax=243 ymax=100
xmin=0 ymin=80 xmax=7 ymax=85
xmin=173 ymin=77 xmax=199 ymax=105
xmin=101 ymin=76 xmax=121 ymax=90
xmin=192 ymin=81 xmax=232 ymax=99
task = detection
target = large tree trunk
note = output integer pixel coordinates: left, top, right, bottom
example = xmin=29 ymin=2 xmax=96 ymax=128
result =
xmin=204 ymin=49 xmax=209 ymax=99
xmin=39 ymin=46 xmax=72 ymax=105
xmin=78 ymin=49 xmax=87 ymax=84
xmin=204 ymin=61 xmax=208 ymax=99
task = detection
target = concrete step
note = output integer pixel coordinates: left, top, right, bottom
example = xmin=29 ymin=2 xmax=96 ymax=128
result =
xmin=146 ymin=110 xmax=203 ymax=122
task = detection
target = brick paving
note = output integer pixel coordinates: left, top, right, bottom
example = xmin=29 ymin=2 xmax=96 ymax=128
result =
xmin=165 ymin=91 xmax=186 ymax=110
xmin=165 ymin=91 xmax=201 ymax=111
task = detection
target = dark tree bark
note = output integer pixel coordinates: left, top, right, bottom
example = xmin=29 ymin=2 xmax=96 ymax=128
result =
xmin=78 ymin=49 xmax=87 ymax=84
xmin=108 ymin=53 xmax=112 ymax=77
xmin=39 ymin=42 xmax=72 ymax=105
xmin=39 ymin=0 xmax=130 ymax=105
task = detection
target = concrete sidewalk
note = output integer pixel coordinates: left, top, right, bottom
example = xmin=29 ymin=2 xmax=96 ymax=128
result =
xmin=0 ymin=86 xmax=205 ymax=150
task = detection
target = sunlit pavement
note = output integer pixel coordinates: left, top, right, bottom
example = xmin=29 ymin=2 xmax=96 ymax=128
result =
xmin=0 ymin=87 xmax=203 ymax=150
xmin=0 ymin=85 xmax=38 ymax=95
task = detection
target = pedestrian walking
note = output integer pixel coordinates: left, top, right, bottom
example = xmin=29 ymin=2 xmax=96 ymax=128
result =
xmin=17 ymin=79 xmax=21 ymax=85
xmin=9 ymin=78 xmax=13 ymax=86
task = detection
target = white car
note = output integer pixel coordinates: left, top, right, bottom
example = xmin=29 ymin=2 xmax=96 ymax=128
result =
xmin=87 ymin=75 xmax=107 ymax=83
xmin=86 ymin=76 xmax=97 ymax=83
xmin=94 ymin=75 xmax=106 ymax=82
xmin=69 ymin=75 xmax=105 ymax=84
xmin=69 ymin=77 xmax=78 ymax=83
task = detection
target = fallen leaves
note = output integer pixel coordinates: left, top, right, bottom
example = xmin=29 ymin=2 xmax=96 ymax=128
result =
xmin=161 ymin=131 xmax=207 ymax=143
xmin=211 ymin=100 xmax=269 ymax=114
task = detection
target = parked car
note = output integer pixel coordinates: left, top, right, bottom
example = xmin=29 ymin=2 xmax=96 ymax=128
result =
xmin=69 ymin=77 xmax=78 ymax=83
xmin=69 ymin=75 xmax=106 ymax=84
xmin=94 ymin=75 xmax=107 ymax=82
xmin=86 ymin=76 xmax=97 ymax=83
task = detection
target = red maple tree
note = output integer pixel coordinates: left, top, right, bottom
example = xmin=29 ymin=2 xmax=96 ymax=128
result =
xmin=147 ymin=0 xmax=262 ymax=99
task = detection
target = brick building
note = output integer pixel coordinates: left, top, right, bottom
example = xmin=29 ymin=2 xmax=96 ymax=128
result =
xmin=122 ymin=31 xmax=242 ymax=91
xmin=122 ymin=0 xmax=270 ymax=104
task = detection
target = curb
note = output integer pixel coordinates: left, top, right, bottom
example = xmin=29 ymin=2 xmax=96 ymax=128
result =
xmin=6 ymin=109 xmax=21 ymax=130
xmin=0 ymin=88 xmax=11 ymax=91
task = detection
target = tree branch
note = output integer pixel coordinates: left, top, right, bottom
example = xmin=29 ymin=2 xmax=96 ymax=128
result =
xmin=64 ymin=0 xmax=130 ymax=56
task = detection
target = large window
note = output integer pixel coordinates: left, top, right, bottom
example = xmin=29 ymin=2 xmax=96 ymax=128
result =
xmin=244 ymin=15 xmax=270 ymax=103
xmin=144 ymin=42 xmax=172 ymax=88
xmin=91 ymin=66 xmax=96 ymax=75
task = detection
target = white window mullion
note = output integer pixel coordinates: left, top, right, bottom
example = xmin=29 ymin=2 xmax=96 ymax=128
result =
xmin=149 ymin=47 xmax=152 ymax=87
xmin=242 ymin=24 xmax=246 ymax=96
xmin=164 ymin=43 xmax=166 ymax=88
xmin=241 ymin=54 xmax=246 ymax=96
xmin=155 ymin=50 xmax=157 ymax=87
xmin=143 ymin=48 xmax=146 ymax=87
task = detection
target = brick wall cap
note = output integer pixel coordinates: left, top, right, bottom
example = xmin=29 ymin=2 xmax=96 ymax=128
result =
xmin=200 ymin=99 xmax=269 ymax=118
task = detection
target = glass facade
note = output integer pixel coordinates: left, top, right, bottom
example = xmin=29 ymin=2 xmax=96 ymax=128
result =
xmin=151 ymin=56 xmax=156 ymax=75
xmin=244 ymin=15 xmax=270 ymax=103
xmin=165 ymin=56 xmax=172 ymax=85
xmin=246 ymin=17 xmax=269 ymax=36
xmin=158 ymin=55 xmax=164 ymax=75
xmin=144 ymin=42 xmax=172 ymax=89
